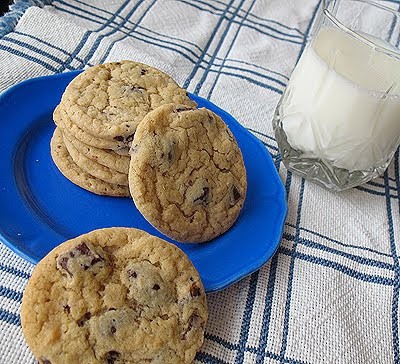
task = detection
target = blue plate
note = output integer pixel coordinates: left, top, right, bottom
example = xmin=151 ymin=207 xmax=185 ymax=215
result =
xmin=0 ymin=71 xmax=286 ymax=292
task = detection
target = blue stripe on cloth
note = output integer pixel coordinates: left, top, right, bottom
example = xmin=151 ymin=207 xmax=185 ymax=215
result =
xmin=207 ymin=0 xmax=258 ymax=99
xmin=196 ymin=351 xmax=230 ymax=364
xmin=207 ymin=69 xmax=283 ymax=94
xmin=0 ymin=264 xmax=30 ymax=279
xmin=184 ymin=0 xmax=236 ymax=89
xmin=235 ymin=271 xmax=259 ymax=363
xmin=288 ymin=223 xmax=398 ymax=259
xmin=355 ymin=185 xmax=398 ymax=199
xmin=279 ymin=178 xmax=305 ymax=360
xmin=368 ymin=180 xmax=397 ymax=192
xmin=210 ymin=64 xmax=287 ymax=88
xmin=0 ymin=286 xmax=23 ymax=302
xmin=56 ymin=0 xmax=111 ymax=24
xmin=13 ymin=30 xmax=76 ymax=57
xmin=387 ymin=10 xmax=398 ymax=42
xmin=79 ymin=0 xmax=144 ymax=66
xmin=1 ymin=36 xmax=65 ymax=65
xmin=138 ymin=25 xmax=203 ymax=53
xmin=296 ymin=0 xmax=322 ymax=63
xmin=256 ymin=254 xmax=279 ymax=362
xmin=279 ymin=246 xmax=394 ymax=285
xmin=56 ymin=0 xmax=133 ymax=72
xmin=0 ymin=309 xmax=20 ymax=326
xmin=0 ymin=44 xmax=58 ymax=72
xmin=180 ymin=0 xmax=304 ymax=40
xmin=116 ymin=32 xmax=197 ymax=64
xmin=99 ymin=0 xmax=157 ymax=64
xmin=178 ymin=0 xmax=303 ymax=46
xmin=283 ymin=232 xmax=394 ymax=270
xmin=224 ymin=58 xmax=289 ymax=80
xmin=384 ymin=170 xmax=400 ymax=363
xmin=203 ymin=332 xmax=310 ymax=363
xmin=51 ymin=3 xmax=106 ymax=27
xmin=247 ymin=128 xmax=277 ymax=142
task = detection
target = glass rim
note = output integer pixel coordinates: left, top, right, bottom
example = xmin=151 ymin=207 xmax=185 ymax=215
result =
xmin=322 ymin=0 xmax=400 ymax=59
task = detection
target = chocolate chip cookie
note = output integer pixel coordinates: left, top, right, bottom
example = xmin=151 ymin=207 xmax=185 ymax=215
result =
xmin=50 ymin=128 xmax=130 ymax=197
xmin=63 ymin=134 xmax=129 ymax=186
xmin=60 ymin=61 xmax=196 ymax=143
xmin=129 ymin=104 xmax=247 ymax=243
xmin=62 ymin=131 xmax=130 ymax=175
xmin=21 ymin=227 xmax=208 ymax=364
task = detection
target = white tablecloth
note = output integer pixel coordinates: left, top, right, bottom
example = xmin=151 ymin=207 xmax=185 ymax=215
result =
xmin=0 ymin=0 xmax=399 ymax=363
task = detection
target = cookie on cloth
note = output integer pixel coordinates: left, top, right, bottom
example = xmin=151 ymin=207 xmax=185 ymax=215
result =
xmin=129 ymin=104 xmax=247 ymax=243
xmin=21 ymin=227 xmax=208 ymax=364
xmin=50 ymin=128 xmax=130 ymax=197
xmin=60 ymin=60 xmax=196 ymax=145
xmin=62 ymin=131 xmax=130 ymax=175
xmin=63 ymin=134 xmax=129 ymax=186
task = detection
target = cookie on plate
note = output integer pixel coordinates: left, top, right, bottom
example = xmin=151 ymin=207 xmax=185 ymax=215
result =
xmin=50 ymin=128 xmax=130 ymax=197
xmin=54 ymin=103 xmax=129 ymax=152
xmin=60 ymin=60 xmax=197 ymax=144
xmin=63 ymin=134 xmax=129 ymax=186
xmin=21 ymin=227 xmax=208 ymax=364
xmin=63 ymin=131 xmax=130 ymax=175
xmin=129 ymin=104 xmax=247 ymax=243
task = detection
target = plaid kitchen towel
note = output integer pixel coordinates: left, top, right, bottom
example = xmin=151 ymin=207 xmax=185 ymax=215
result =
xmin=1 ymin=0 xmax=400 ymax=363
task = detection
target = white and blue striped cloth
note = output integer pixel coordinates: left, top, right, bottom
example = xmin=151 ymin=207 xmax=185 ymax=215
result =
xmin=1 ymin=0 xmax=400 ymax=363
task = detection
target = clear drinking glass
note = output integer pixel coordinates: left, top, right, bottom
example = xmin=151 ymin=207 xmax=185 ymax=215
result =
xmin=273 ymin=0 xmax=400 ymax=191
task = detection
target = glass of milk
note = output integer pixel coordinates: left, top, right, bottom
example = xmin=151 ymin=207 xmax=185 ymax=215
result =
xmin=273 ymin=0 xmax=400 ymax=191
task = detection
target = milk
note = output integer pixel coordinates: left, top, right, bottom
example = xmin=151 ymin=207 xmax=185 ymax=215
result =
xmin=281 ymin=27 xmax=400 ymax=172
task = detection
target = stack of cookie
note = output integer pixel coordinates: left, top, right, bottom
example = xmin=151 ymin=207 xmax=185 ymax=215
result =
xmin=51 ymin=60 xmax=247 ymax=243
xmin=51 ymin=61 xmax=196 ymax=197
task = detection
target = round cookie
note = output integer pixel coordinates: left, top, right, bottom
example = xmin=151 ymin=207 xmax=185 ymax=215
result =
xmin=61 ymin=61 xmax=197 ymax=142
xmin=50 ymin=128 xmax=130 ymax=197
xmin=63 ymin=128 xmax=130 ymax=174
xmin=63 ymin=134 xmax=129 ymax=186
xmin=54 ymin=104 xmax=129 ymax=152
xmin=129 ymin=104 xmax=247 ymax=243
xmin=21 ymin=228 xmax=208 ymax=364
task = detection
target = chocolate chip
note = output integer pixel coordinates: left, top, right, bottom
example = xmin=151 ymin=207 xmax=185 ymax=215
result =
xmin=59 ymin=256 xmax=72 ymax=277
xmin=76 ymin=242 xmax=90 ymax=255
xmin=128 ymin=270 xmax=137 ymax=278
xmin=131 ymin=86 xmax=145 ymax=93
xmin=106 ymin=351 xmax=120 ymax=364
xmin=63 ymin=305 xmax=70 ymax=314
xmin=77 ymin=312 xmax=91 ymax=327
xmin=194 ymin=187 xmax=209 ymax=204
xmin=230 ymin=186 xmax=241 ymax=206
xmin=114 ymin=136 xmax=124 ymax=142
xmin=110 ymin=325 xmax=116 ymax=334
xmin=181 ymin=314 xmax=202 ymax=340
xmin=57 ymin=243 xmax=104 ymax=274
xmin=167 ymin=151 xmax=173 ymax=162
xmin=140 ymin=69 xmax=147 ymax=75
xmin=174 ymin=106 xmax=192 ymax=113
xmin=126 ymin=133 xmax=135 ymax=143
xmin=190 ymin=283 xmax=201 ymax=297
xmin=40 ymin=358 xmax=51 ymax=364
xmin=153 ymin=284 xmax=160 ymax=291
